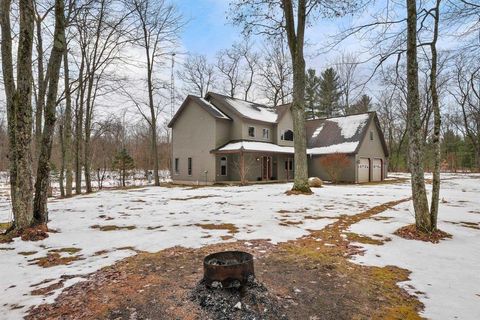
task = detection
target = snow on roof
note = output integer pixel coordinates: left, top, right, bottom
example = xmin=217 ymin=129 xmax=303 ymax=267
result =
xmin=199 ymin=98 xmax=230 ymax=120
xmin=312 ymin=123 xmax=324 ymax=138
xmin=307 ymin=141 xmax=359 ymax=155
xmin=328 ymin=113 xmax=370 ymax=139
xmin=224 ymin=97 xmax=278 ymax=123
xmin=217 ymin=141 xmax=294 ymax=153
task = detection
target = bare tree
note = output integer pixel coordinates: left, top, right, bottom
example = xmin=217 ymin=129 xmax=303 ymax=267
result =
xmin=127 ymin=0 xmax=182 ymax=186
xmin=1 ymin=0 xmax=36 ymax=229
xmin=178 ymin=54 xmax=216 ymax=97
xmin=334 ymin=52 xmax=361 ymax=115
xmin=258 ymin=37 xmax=292 ymax=106
xmin=216 ymin=45 xmax=242 ymax=98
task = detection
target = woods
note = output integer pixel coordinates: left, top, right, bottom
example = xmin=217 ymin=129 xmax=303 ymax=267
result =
xmin=0 ymin=0 xmax=479 ymax=234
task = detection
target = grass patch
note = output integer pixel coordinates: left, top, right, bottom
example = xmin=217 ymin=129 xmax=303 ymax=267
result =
xmin=344 ymin=232 xmax=387 ymax=245
xmin=91 ymin=225 xmax=137 ymax=231
xmin=18 ymin=251 xmax=38 ymax=256
xmin=394 ymin=224 xmax=452 ymax=243
xmin=49 ymin=247 xmax=82 ymax=254
xmin=29 ymin=252 xmax=83 ymax=268
xmin=194 ymin=223 xmax=238 ymax=234
xmin=171 ymin=195 xmax=216 ymax=201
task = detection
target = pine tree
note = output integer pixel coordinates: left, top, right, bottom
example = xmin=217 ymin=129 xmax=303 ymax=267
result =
xmin=112 ymin=148 xmax=135 ymax=187
xmin=304 ymin=68 xmax=321 ymax=119
xmin=318 ymin=68 xmax=342 ymax=117
xmin=347 ymin=94 xmax=372 ymax=114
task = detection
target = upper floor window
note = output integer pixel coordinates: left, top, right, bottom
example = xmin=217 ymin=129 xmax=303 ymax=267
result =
xmin=174 ymin=158 xmax=179 ymax=174
xmin=248 ymin=126 xmax=255 ymax=137
xmin=262 ymin=128 xmax=269 ymax=139
xmin=281 ymin=129 xmax=294 ymax=141
xmin=370 ymin=131 xmax=374 ymax=140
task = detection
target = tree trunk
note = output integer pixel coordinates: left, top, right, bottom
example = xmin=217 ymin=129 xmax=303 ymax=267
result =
xmin=63 ymin=49 xmax=73 ymax=197
xmin=75 ymin=57 xmax=85 ymax=195
xmin=429 ymin=0 xmax=441 ymax=231
xmin=406 ymin=0 xmax=431 ymax=231
xmin=33 ymin=0 xmax=65 ymax=224
xmin=1 ymin=0 xmax=36 ymax=230
xmin=34 ymin=12 xmax=46 ymax=162
xmin=59 ymin=117 xmax=65 ymax=198
xmin=282 ymin=0 xmax=311 ymax=193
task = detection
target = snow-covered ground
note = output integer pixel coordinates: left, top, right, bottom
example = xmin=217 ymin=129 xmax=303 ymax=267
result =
xmin=349 ymin=173 xmax=480 ymax=320
xmin=0 ymin=173 xmax=479 ymax=319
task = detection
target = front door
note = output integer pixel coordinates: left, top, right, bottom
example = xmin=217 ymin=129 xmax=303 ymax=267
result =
xmin=261 ymin=156 xmax=272 ymax=180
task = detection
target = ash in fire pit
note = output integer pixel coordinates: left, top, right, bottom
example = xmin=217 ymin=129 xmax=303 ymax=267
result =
xmin=203 ymin=251 xmax=254 ymax=288
xmin=191 ymin=251 xmax=288 ymax=320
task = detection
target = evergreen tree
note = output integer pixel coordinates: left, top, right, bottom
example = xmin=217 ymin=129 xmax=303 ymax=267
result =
xmin=112 ymin=148 xmax=135 ymax=187
xmin=304 ymin=68 xmax=321 ymax=119
xmin=347 ymin=94 xmax=372 ymax=114
xmin=318 ymin=68 xmax=342 ymax=117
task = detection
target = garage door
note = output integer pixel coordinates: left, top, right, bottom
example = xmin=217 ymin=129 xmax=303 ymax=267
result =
xmin=372 ymin=158 xmax=382 ymax=181
xmin=358 ymin=158 xmax=370 ymax=183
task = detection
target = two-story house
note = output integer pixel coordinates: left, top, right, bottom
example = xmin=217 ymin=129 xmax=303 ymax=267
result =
xmin=168 ymin=92 xmax=389 ymax=184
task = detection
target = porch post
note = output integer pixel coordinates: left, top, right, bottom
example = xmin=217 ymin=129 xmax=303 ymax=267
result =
xmin=240 ymin=150 xmax=245 ymax=184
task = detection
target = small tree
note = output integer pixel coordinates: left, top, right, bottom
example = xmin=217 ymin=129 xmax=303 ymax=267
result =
xmin=319 ymin=153 xmax=351 ymax=183
xmin=112 ymin=149 xmax=135 ymax=187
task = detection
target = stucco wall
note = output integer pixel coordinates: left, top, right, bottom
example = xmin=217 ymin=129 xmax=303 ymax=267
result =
xmin=171 ymin=100 xmax=217 ymax=183
xmin=308 ymin=154 xmax=356 ymax=182
xmin=241 ymin=121 xmax=275 ymax=142
xmin=276 ymin=110 xmax=295 ymax=147
xmin=356 ymin=120 xmax=388 ymax=180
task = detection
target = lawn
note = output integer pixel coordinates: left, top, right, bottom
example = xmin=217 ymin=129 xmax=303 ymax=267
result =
xmin=0 ymin=173 xmax=479 ymax=319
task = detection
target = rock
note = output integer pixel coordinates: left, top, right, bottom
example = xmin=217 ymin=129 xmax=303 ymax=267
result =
xmin=210 ymin=281 xmax=223 ymax=289
xmin=308 ymin=177 xmax=323 ymax=188
xmin=234 ymin=302 xmax=242 ymax=310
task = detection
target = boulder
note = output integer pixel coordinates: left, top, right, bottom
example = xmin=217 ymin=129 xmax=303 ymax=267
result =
xmin=308 ymin=177 xmax=323 ymax=188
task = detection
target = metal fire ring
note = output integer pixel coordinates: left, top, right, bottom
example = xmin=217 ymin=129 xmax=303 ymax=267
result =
xmin=203 ymin=251 xmax=254 ymax=288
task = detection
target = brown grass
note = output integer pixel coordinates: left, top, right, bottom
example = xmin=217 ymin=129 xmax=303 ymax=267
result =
xmin=29 ymin=252 xmax=83 ymax=268
xmin=394 ymin=224 xmax=452 ymax=243
xmin=90 ymin=225 xmax=137 ymax=231
xmin=194 ymin=223 xmax=239 ymax=235
xmin=171 ymin=195 xmax=216 ymax=201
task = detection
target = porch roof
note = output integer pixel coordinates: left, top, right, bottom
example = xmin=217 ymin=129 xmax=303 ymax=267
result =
xmin=212 ymin=141 xmax=294 ymax=154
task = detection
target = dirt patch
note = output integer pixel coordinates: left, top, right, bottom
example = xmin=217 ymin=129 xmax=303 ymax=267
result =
xmin=171 ymin=195 xmax=217 ymax=201
xmin=195 ymin=223 xmax=239 ymax=235
xmin=394 ymin=224 xmax=452 ymax=243
xmin=26 ymin=197 xmax=423 ymax=320
xmin=29 ymin=248 xmax=83 ymax=268
xmin=90 ymin=225 xmax=136 ymax=231
xmin=18 ymin=251 xmax=38 ymax=256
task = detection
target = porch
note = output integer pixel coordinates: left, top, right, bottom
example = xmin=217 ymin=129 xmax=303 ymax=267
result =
xmin=212 ymin=143 xmax=295 ymax=184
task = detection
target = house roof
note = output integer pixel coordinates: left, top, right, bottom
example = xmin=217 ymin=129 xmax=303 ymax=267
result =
xmin=305 ymin=112 xmax=389 ymax=156
xmin=168 ymin=95 xmax=231 ymax=128
xmin=213 ymin=140 xmax=295 ymax=154
xmin=205 ymin=92 xmax=278 ymax=123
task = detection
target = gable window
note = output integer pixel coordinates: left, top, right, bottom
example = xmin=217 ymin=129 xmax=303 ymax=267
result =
xmin=248 ymin=126 xmax=255 ymax=137
xmin=174 ymin=158 xmax=179 ymax=174
xmin=220 ymin=157 xmax=227 ymax=176
xmin=262 ymin=128 xmax=269 ymax=139
xmin=188 ymin=157 xmax=192 ymax=176
xmin=281 ymin=129 xmax=294 ymax=141
xmin=370 ymin=131 xmax=374 ymax=140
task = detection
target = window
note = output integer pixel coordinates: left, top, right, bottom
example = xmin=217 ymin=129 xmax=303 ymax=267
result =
xmin=188 ymin=157 xmax=192 ymax=176
xmin=248 ymin=126 xmax=255 ymax=137
xmin=281 ymin=129 xmax=294 ymax=141
xmin=285 ymin=158 xmax=293 ymax=170
xmin=220 ymin=157 xmax=227 ymax=176
xmin=262 ymin=128 xmax=269 ymax=139
xmin=370 ymin=131 xmax=374 ymax=140
xmin=174 ymin=158 xmax=179 ymax=174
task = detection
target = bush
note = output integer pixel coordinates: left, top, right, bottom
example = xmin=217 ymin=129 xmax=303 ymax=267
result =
xmin=319 ymin=153 xmax=351 ymax=183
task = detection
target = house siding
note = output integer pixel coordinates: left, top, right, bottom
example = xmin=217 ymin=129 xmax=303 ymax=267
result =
xmin=356 ymin=120 xmax=388 ymax=181
xmin=308 ymin=154 xmax=356 ymax=182
xmin=171 ymin=100 xmax=217 ymax=184
xmin=276 ymin=110 xmax=294 ymax=147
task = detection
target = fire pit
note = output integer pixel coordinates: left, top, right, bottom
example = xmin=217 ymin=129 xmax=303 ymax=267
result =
xmin=203 ymin=251 xmax=254 ymax=288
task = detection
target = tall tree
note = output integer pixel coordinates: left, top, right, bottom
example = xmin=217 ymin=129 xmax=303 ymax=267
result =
xmin=1 ymin=0 xmax=35 ymax=230
xmin=318 ymin=67 xmax=342 ymax=117
xmin=127 ymin=0 xmax=182 ymax=186
xmin=304 ymin=68 xmax=320 ymax=119
xmin=32 ymin=0 xmax=66 ymax=223
xmin=231 ymin=0 xmax=360 ymax=193
xmin=348 ymin=94 xmax=372 ymax=114
xmin=216 ymin=45 xmax=242 ymax=98
xmin=406 ymin=0 xmax=430 ymax=231
xmin=334 ymin=52 xmax=360 ymax=114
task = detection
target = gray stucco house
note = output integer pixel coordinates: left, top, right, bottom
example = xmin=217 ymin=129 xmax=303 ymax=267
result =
xmin=168 ymin=92 xmax=389 ymax=184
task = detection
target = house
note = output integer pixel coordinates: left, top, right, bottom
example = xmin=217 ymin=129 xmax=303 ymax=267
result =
xmin=168 ymin=92 xmax=388 ymax=184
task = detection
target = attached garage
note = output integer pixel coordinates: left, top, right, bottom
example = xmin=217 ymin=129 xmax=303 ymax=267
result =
xmin=372 ymin=158 xmax=383 ymax=181
xmin=358 ymin=158 xmax=370 ymax=183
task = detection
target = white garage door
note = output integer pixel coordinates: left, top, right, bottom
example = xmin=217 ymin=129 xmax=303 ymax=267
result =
xmin=372 ymin=158 xmax=382 ymax=181
xmin=358 ymin=158 xmax=370 ymax=183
